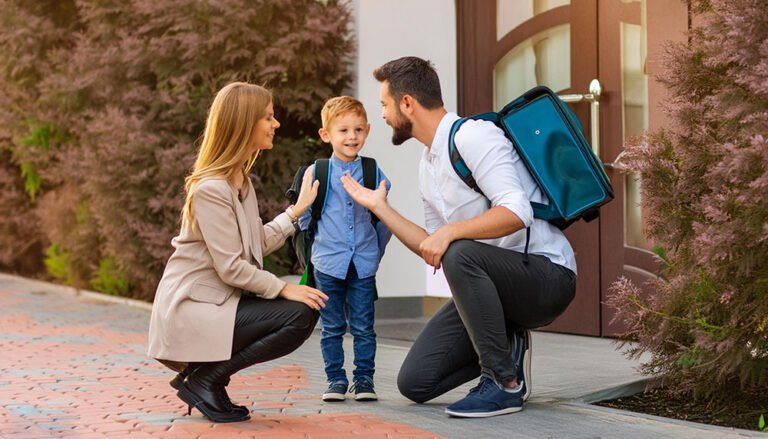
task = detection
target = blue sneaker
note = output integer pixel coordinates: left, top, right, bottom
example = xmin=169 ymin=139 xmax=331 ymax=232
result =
xmin=444 ymin=376 xmax=524 ymax=418
xmin=322 ymin=381 xmax=348 ymax=402
xmin=350 ymin=377 xmax=377 ymax=401
xmin=513 ymin=329 xmax=532 ymax=401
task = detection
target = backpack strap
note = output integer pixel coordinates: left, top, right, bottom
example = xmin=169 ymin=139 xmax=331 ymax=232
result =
xmin=448 ymin=118 xmax=485 ymax=198
xmin=448 ymin=112 xmax=500 ymax=197
xmin=360 ymin=156 xmax=380 ymax=226
xmin=300 ymin=158 xmax=331 ymax=289
xmin=448 ymin=114 xmax=535 ymax=261
xmin=285 ymin=165 xmax=308 ymax=205
xmin=311 ymin=159 xmax=331 ymax=222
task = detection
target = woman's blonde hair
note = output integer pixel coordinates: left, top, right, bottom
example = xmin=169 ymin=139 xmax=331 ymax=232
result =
xmin=181 ymin=82 xmax=273 ymax=228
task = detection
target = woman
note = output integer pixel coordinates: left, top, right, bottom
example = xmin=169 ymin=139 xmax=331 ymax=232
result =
xmin=147 ymin=82 xmax=327 ymax=423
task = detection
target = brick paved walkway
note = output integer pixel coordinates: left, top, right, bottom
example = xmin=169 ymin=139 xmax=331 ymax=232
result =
xmin=0 ymin=280 xmax=442 ymax=438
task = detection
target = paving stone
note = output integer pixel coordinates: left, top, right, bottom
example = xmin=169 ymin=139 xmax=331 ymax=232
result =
xmin=1 ymin=275 xmax=763 ymax=439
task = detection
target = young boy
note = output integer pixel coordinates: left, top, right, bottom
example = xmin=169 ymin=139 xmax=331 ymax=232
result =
xmin=298 ymin=96 xmax=392 ymax=402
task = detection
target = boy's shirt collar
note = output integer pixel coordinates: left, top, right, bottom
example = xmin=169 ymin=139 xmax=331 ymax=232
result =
xmin=330 ymin=153 xmax=361 ymax=164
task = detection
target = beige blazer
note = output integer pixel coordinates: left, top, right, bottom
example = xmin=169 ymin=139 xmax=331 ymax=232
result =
xmin=147 ymin=178 xmax=294 ymax=363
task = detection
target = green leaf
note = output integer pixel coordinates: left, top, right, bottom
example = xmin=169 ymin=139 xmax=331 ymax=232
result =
xmin=759 ymin=414 xmax=766 ymax=431
xmin=90 ymin=257 xmax=129 ymax=296
xmin=18 ymin=123 xmax=52 ymax=151
xmin=20 ymin=162 xmax=43 ymax=201
xmin=44 ymin=243 xmax=73 ymax=285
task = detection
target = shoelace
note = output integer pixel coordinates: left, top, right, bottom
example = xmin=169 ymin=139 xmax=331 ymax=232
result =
xmin=467 ymin=376 xmax=497 ymax=397
xmin=476 ymin=377 xmax=500 ymax=396
xmin=349 ymin=378 xmax=374 ymax=393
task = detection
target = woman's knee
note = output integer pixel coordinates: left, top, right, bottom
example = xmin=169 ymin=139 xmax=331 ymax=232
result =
xmin=286 ymin=302 xmax=319 ymax=336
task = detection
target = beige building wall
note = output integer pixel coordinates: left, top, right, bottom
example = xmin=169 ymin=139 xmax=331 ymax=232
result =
xmin=351 ymin=0 xmax=457 ymax=298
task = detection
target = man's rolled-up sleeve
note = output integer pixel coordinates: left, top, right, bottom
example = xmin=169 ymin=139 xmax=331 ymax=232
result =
xmin=454 ymin=121 xmax=533 ymax=227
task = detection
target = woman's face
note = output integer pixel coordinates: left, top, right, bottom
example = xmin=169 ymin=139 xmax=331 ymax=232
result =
xmin=251 ymin=102 xmax=280 ymax=152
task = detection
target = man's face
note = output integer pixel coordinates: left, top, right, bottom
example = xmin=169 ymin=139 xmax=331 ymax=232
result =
xmin=379 ymin=81 xmax=413 ymax=145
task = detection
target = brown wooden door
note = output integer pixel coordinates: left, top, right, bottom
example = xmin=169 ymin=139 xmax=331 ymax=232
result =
xmin=596 ymin=0 xmax=666 ymax=336
xmin=457 ymin=1 xmax=602 ymax=336
xmin=457 ymin=0 xmax=686 ymax=336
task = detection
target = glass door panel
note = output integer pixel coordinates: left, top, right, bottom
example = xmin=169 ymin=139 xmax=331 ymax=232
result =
xmin=494 ymin=24 xmax=571 ymax=109
xmin=620 ymin=3 xmax=652 ymax=250
xmin=497 ymin=0 xmax=571 ymax=39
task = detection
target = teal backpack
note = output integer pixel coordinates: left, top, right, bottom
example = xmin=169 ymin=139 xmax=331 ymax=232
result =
xmin=449 ymin=85 xmax=614 ymax=231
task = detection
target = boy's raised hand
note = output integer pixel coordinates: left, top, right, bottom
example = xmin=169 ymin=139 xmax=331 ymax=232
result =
xmin=340 ymin=172 xmax=387 ymax=212
xmin=293 ymin=165 xmax=320 ymax=217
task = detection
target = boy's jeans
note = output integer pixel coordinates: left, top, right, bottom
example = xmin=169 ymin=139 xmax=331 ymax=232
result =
xmin=314 ymin=263 xmax=376 ymax=384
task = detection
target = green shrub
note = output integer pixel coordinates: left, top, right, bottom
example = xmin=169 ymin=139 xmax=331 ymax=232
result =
xmin=0 ymin=0 xmax=353 ymax=299
xmin=91 ymin=257 xmax=129 ymax=296
xmin=608 ymin=0 xmax=768 ymax=401
xmin=44 ymin=243 xmax=73 ymax=285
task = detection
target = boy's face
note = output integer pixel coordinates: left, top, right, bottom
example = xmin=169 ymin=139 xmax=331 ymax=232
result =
xmin=319 ymin=112 xmax=370 ymax=162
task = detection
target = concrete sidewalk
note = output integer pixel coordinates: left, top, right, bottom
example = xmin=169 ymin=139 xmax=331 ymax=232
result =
xmin=0 ymin=273 xmax=764 ymax=439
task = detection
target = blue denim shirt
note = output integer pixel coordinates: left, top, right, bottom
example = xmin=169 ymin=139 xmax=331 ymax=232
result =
xmin=298 ymin=154 xmax=392 ymax=280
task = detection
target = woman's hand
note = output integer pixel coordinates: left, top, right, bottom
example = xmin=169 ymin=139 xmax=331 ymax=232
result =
xmin=292 ymin=165 xmax=320 ymax=217
xmin=278 ymin=283 xmax=328 ymax=310
xmin=340 ymin=172 xmax=387 ymax=213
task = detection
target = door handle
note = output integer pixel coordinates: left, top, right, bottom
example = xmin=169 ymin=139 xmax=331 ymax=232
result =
xmin=602 ymin=150 xmax=628 ymax=171
xmin=558 ymin=79 xmax=602 ymax=156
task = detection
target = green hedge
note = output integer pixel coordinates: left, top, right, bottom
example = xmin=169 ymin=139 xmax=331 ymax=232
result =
xmin=0 ymin=0 xmax=354 ymax=300
xmin=608 ymin=0 xmax=768 ymax=400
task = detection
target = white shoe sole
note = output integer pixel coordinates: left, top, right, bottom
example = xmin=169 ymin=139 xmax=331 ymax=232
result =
xmin=354 ymin=392 xmax=378 ymax=401
xmin=445 ymin=405 xmax=523 ymax=418
xmin=523 ymin=330 xmax=532 ymax=401
xmin=322 ymin=392 xmax=346 ymax=402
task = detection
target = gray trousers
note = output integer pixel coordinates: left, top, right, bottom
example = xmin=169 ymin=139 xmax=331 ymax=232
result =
xmin=397 ymin=239 xmax=576 ymax=403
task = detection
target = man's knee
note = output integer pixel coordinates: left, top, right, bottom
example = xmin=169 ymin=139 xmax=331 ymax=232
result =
xmin=441 ymin=240 xmax=477 ymax=274
xmin=397 ymin=365 xmax=431 ymax=404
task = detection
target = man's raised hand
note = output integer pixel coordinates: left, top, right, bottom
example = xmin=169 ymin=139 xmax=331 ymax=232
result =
xmin=340 ymin=172 xmax=387 ymax=212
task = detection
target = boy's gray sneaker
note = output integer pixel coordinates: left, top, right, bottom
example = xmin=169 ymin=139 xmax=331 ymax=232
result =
xmin=322 ymin=381 xmax=348 ymax=402
xmin=350 ymin=377 xmax=377 ymax=401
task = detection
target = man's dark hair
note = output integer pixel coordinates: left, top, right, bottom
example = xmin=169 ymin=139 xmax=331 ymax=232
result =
xmin=373 ymin=56 xmax=444 ymax=109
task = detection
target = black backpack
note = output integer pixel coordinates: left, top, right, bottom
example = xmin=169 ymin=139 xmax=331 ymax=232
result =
xmin=285 ymin=157 xmax=380 ymax=287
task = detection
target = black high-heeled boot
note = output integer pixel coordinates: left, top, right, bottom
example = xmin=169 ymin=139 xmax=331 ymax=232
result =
xmin=176 ymin=304 xmax=318 ymax=422
xmin=171 ymin=368 xmax=249 ymax=415
xmin=212 ymin=384 xmax=249 ymax=415
xmin=177 ymin=372 xmax=250 ymax=423
xmin=169 ymin=367 xmax=191 ymax=390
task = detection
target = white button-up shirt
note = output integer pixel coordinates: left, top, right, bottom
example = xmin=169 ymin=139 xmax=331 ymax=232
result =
xmin=419 ymin=112 xmax=577 ymax=273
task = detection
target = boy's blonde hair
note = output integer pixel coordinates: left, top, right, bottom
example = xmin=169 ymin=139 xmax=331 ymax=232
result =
xmin=321 ymin=96 xmax=368 ymax=129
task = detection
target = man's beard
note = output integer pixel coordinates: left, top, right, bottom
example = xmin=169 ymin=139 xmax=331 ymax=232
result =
xmin=390 ymin=116 xmax=413 ymax=145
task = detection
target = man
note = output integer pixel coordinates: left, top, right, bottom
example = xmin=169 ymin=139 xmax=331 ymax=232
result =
xmin=340 ymin=56 xmax=577 ymax=418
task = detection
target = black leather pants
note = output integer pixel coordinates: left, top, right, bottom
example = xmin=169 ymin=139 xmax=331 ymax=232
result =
xmin=191 ymin=294 xmax=319 ymax=385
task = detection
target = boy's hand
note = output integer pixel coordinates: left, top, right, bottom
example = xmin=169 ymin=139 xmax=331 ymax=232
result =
xmin=293 ymin=165 xmax=319 ymax=217
xmin=340 ymin=172 xmax=387 ymax=212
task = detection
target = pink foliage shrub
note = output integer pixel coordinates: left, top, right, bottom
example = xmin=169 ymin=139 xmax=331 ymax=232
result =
xmin=0 ymin=0 xmax=353 ymax=299
xmin=608 ymin=0 xmax=768 ymax=399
